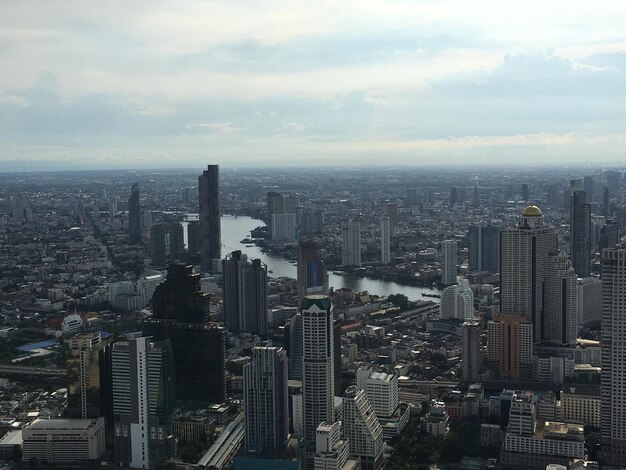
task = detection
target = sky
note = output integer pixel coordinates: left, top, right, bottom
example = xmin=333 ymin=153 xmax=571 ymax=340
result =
xmin=1 ymin=1 xmax=626 ymax=170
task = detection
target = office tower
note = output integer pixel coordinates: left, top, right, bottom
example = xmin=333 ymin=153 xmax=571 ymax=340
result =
xmin=487 ymin=314 xmax=533 ymax=380
xmin=384 ymin=203 xmax=398 ymax=228
xmin=342 ymin=220 xmax=361 ymax=266
xmin=297 ymin=239 xmax=329 ymax=306
xmin=570 ymin=186 xmax=591 ymax=277
xmin=521 ymin=183 xmax=529 ymax=202
xmin=150 ymin=223 xmax=168 ymax=267
xmin=143 ymin=263 xmax=225 ymax=404
xmin=267 ymin=191 xmax=285 ymax=235
xmin=302 ymin=296 xmax=335 ymax=448
xmin=286 ymin=313 xmax=303 ymax=380
xmin=137 ymin=273 xmax=165 ymax=306
xmin=500 ymin=205 xmax=558 ymax=340
xmin=187 ymin=220 xmax=199 ymax=254
xmin=141 ymin=209 xmax=152 ymax=232
xmin=109 ymin=196 xmax=118 ymax=220
xmin=112 ymin=337 xmax=176 ymax=469
xmin=67 ymin=333 xmax=106 ymax=419
xmin=380 ymin=217 xmax=390 ymax=265
xmin=468 ymin=225 xmax=500 ymax=272
xmin=440 ymin=279 xmax=475 ymax=320
xmin=285 ymin=195 xmax=299 ymax=214
xmin=461 ymin=320 xmax=481 ymax=381
xmin=577 ymin=277 xmax=602 ymax=327
xmin=199 ymin=165 xmax=221 ymax=272
xmin=509 ymin=391 xmax=536 ymax=437
xmin=128 ymin=182 xmax=141 ymax=244
xmin=243 ymin=347 xmax=289 ymax=455
xmin=222 ymin=251 xmax=268 ymax=335
xmin=449 ymin=187 xmax=458 ymax=206
xmin=169 ymin=222 xmax=184 ymax=257
xmin=600 ymin=219 xmax=619 ymax=249
xmin=343 ymin=386 xmax=384 ymax=470
xmin=302 ymin=210 xmax=325 ymax=236
xmin=314 ymin=421 xmax=352 ymax=470
xmin=441 ymin=240 xmax=457 ymax=285
xmin=356 ymin=368 xmax=399 ymax=419
xmin=473 ymin=185 xmax=479 ymax=208
xmin=601 ymin=245 xmax=626 ymax=465
xmin=584 ymin=176 xmax=595 ymax=197
xmin=603 ymin=186 xmax=610 ymax=217
xmin=542 ymin=251 xmax=577 ymax=346
xmin=406 ymin=188 xmax=417 ymax=206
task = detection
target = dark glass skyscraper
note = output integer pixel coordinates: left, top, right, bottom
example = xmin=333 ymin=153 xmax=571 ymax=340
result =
xmin=297 ymin=239 xmax=329 ymax=306
xmin=468 ymin=224 xmax=500 ymax=272
xmin=169 ymin=222 xmax=184 ymax=258
xmin=143 ymin=263 xmax=226 ymax=404
xmin=222 ymin=250 xmax=268 ymax=335
xmin=128 ymin=182 xmax=141 ymax=244
xmin=187 ymin=220 xmax=200 ymax=255
xmin=150 ymin=223 xmax=168 ymax=267
xmin=199 ymin=165 xmax=221 ymax=272
xmin=570 ymin=187 xmax=591 ymax=277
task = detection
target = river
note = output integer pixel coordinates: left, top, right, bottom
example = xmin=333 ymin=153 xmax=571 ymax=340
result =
xmin=217 ymin=215 xmax=440 ymax=302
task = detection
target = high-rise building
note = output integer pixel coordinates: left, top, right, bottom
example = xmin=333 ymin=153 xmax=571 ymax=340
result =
xmin=406 ymin=188 xmax=417 ymax=206
xmin=440 ymin=279 xmax=474 ymax=320
xmin=297 ymin=239 xmax=329 ymax=306
xmin=67 ymin=333 xmax=107 ymax=420
xmin=487 ymin=314 xmax=533 ymax=380
xmin=128 ymin=182 xmax=141 ymax=245
xmin=450 ymin=187 xmax=458 ymax=206
xmin=314 ymin=421 xmax=352 ymax=470
xmin=222 ymin=251 xmax=268 ymax=335
xmin=111 ymin=337 xmax=176 ymax=469
xmin=441 ymin=240 xmax=457 ymax=285
xmin=380 ymin=217 xmax=390 ymax=265
xmin=570 ymin=186 xmax=591 ymax=277
xmin=143 ymin=263 xmax=225 ymax=404
xmin=302 ymin=296 xmax=335 ymax=450
xmin=187 ymin=220 xmax=200 ymax=255
xmin=602 ymin=186 xmax=610 ymax=217
xmin=500 ymin=205 xmax=558 ymax=340
xmin=243 ymin=347 xmax=289 ymax=456
xmin=169 ymin=222 xmax=185 ymax=258
xmin=473 ymin=185 xmax=479 ymax=208
xmin=521 ymin=183 xmax=529 ymax=202
xmin=267 ymin=191 xmax=285 ymax=236
xmin=199 ymin=165 xmax=221 ymax=272
xmin=601 ymin=245 xmax=626 ymax=465
xmin=583 ymin=175 xmax=595 ymax=197
xmin=342 ymin=386 xmax=384 ymax=470
xmin=356 ymin=368 xmax=399 ymax=419
xmin=542 ymin=251 xmax=577 ymax=346
xmin=342 ymin=220 xmax=361 ymax=267
xmin=286 ymin=313 xmax=303 ymax=381
xmin=577 ymin=277 xmax=602 ymax=327
xmin=271 ymin=213 xmax=297 ymax=239
xmin=468 ymin=225 xmax=500 ymax=272
xmin=600 ymin=218 xmax=619 ymax=250
xmin=150 ymin=223 xmax=168 ymax=267
xmin=384 ymin=203 xmax=398 ymax=228
xmin=461 ymin=320 xmax=481 ymax=382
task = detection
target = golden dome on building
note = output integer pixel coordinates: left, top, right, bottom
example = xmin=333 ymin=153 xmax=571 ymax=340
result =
xmin=522 ymin=205 xmax=543 ymax=217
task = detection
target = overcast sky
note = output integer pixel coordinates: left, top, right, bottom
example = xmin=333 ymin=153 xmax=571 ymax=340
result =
xmin=1 ymin=1 xmax=626 ymax=170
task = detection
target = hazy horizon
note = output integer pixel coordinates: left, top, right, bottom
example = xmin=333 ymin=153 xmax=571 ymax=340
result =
xmin=2 ymin=1 xmax=626 ymax=169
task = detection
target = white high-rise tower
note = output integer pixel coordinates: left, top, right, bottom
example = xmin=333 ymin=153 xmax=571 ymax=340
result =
xmin=343 ymin=386 xmax=384 ymax=469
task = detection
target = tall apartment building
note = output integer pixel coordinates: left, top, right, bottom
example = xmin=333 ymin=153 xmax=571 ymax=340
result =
xmin=343 ymin=386 xmax=384 ymax=470
xmin=243 ymin=347 xmax=289 ymax=456
xmin=342 ymin=220 xmax=361 ymax=267
xmin=222 ymin=250 xmax=268 ymax=335
xmin=356 ymin=368 xmax=399 ymax=419
xmin=199 ymin=165 xmax=221 ymax=272
xmin=314 ymin=421 xmax=354 ymax=470
xmin=441 ymin=240 xmax=458 ymax=286
xmin=380 ymin=217 xmax=391 ymax=265
xmin=487 ymin=314 xmax=533 ymax=380
xmin=111 ymin=337 xmax=176 ymax=469
xmin=570 ymin=185 xmax=591 ymax=277
xmin=150 ymin=223 xmax=168 ymax=267
xmin=542 ymin=251 xmax=577 ymax=346
xmin=500 ymin=205 xmax=558 ymax=341
xmin=440 ymin=279 xmax=474 ymax=320
xmin=600 ymin=245 xmax=626 ymax=465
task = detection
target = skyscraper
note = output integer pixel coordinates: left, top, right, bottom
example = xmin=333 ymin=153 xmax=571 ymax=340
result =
xmin=461 ymin=320 xmax=481 ymax=382
xmin=570 ymin=185 xmax=591 ymax=277
xmin=302 ymin=295 xmax=335 ymax=451
xmin=468 ymin=225 xmax=500 ymax=272
xmin=450 ymin=187 xmax=458 ymax=206
xmin=487 ymin=314 xmax=533 ymax=380
xmin=384 ymin=203 xmax=398 ymax=228
xmin=243 ymin=346 xmax=289 ymax=456
xmin=187 ymin=220 xmax=199 ymax=255
xmin=143 ymin=263 xmax=226 ymax=404
xmin=128 ymin=182 xmax=141 ymax=245
xmin=297 ymin=239 xmax=329 ymax=306
xmin=199 ymin=165 xmax=221 ymax=272
xmin=521 ymin=183 xmax=529 ymax=202
xmin=342 ymin=386 xmax=384 ymax=470
xmin=542 ymin=251 xmax=577 ymax=346
xmin=266 ymin=191 xmax=285 ymax=236
xmin=603 ymin=185 xmax=610 ymax=217
xmin=112 ymin=337 xmax=176 ymax=469
xmin=500 ymin=205 xmax=558 ymax=340
xmin=601 ymin=244 xmax=626 ymax=465
xmin=150 ymin=223 xmax=168 ymax=267
xmin=380 ymin=217 xmax=390 ymax=265
xmin=342 ymin=220 xmax=361 ymax=267
xmin=222 ymin=250 xmax=268 ymax=335
xmin=441 ymin=240 xmax=457 ymax=285
xmin=66 ymin=333 xmax=107 ymax=419
xmin=440 ymin=279 xmax=474 ymax=320
xmin=169 ymin=222 xmax=184 ymax=258
xmin=286 ymin=313 xmax=303 ymax=381
xmin=583 ymin=175 xmax=595 ymax=197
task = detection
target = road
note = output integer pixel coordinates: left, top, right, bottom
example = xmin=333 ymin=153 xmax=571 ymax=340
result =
xmin=0 ymin=364 xmax=66 ymax=377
